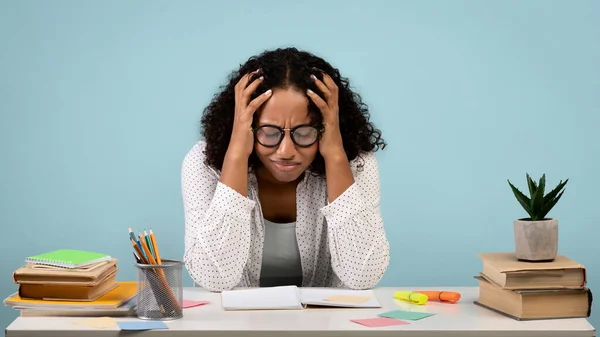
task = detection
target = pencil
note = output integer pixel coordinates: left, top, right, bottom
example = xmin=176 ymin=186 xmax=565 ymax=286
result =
xmin=139 ymin=232 xmax=158 ymax=265
xmin=149 ymin=229 xmax=162 ymax=265
xmin=144 ymin=229 xmax=155 ymax=259
xmin=129 ymin=228 xmax=147 ymax=260
xmin=130 ymin=238 xmax=148 ymax=264
xmin=128 ymin=227 xmax=137 ymax=242
xmin=140 ymin=232 xmax=168 ymax=280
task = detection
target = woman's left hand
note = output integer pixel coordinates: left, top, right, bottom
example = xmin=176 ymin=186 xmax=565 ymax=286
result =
xmin=306 ymin=72 xmax=346 ymax=160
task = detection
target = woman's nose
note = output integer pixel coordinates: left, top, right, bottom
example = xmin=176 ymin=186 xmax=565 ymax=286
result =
xmin=276 ymin=132 xmax=297 ymax=158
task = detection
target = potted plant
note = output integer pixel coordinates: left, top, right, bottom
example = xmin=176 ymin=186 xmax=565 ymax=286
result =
xmin=507 ymin=173 xmax=568 ymax=262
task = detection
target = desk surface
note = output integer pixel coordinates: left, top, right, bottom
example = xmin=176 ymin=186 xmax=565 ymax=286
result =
xmin=5 ymin=287 xmax=596 ymax=337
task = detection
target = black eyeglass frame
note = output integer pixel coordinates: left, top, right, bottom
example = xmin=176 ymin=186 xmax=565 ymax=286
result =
xmin=251 ymin=124 xmax=325 ymax=148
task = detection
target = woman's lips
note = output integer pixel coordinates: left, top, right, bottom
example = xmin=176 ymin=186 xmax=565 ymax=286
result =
xmin=272 ymin=160 xmax=300 ymax=172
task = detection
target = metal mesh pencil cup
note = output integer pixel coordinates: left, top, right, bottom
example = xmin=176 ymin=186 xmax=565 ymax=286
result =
xmin=135 ymin=259 xmax=184 ymax=320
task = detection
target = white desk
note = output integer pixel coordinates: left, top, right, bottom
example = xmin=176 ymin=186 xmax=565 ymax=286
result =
xmin=5 ymin=287 xmax=596 ymax=337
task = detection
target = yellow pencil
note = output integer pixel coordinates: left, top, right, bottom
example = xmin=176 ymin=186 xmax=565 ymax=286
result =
xmin=140 ymin=231 xmax=167 ymax=279
xmin=149 ymin=229 xmax=162 ymax=265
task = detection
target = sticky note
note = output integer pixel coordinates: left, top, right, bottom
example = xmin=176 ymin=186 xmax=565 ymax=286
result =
xmin=73 ymin=317 xmax=117 ymax=329
xmin=183 ymin=300 xmax=209 ymax=308
xmin=117 ymin=321 xmax=169 ymax=330
xmin=323 ymin=295 xmax=372 ymax=303
xmin=378 ymin=310 xmax=435 ymax=320
xmin=351 ymin=317 xmax=409 ymax=327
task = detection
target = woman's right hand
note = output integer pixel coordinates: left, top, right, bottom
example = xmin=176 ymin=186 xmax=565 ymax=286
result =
xmin=228 ymin=69 xmax=272 ymax=158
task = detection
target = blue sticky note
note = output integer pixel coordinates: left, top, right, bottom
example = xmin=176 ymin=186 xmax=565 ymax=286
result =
xmin=378 ymin=310 xmax=435 ymax=320
xmin=117 ymin=321 xmax=169 ymax=330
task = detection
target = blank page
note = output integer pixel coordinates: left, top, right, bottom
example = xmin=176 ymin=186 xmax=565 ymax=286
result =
xmin=221 ymin=286 xmax=303 ymax=310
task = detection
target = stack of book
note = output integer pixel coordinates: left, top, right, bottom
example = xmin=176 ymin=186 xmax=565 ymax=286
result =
xmin=3 ymin=249 xmax=137 ymax=316
xmin=474 ymin=252 xmax=592 ymax=320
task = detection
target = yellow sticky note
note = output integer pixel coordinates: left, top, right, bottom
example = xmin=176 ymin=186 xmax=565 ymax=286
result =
xmin=73 ymin=317 xmax=118 ymax=329
xmin=323 ymin=295 xmax=372 ymax=303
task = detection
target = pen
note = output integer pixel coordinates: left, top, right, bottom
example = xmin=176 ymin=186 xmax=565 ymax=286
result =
xmin=132 ymin=252 xmax=142 ymax=264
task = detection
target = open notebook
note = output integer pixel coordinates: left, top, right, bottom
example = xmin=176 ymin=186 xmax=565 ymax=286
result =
xmin=220 ymin=286 xmax=381 ymax=310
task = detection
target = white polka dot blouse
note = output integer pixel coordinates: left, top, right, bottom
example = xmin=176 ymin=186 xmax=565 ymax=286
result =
xmin=181 ymin=140 xmax=390 ymax=291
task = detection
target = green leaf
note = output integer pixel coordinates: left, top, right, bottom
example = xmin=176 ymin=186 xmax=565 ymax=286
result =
xmin=539 ymin=190 xmax=565 ymax=219
xmin=544 ymin=179 xmax=569 ymax=203
xmin=529 ymin=174 xmax=546 ymax=220
xmin=526 ymin=173 xmax=537 ymax=197
xmin=508 ymin=179 xmax=533 ymax=218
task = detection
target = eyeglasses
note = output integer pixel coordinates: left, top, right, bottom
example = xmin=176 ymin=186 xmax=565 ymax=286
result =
xmin=251 ymin=124 xmax=323 ymax=148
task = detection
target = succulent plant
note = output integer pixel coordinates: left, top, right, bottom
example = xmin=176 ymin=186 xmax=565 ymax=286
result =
xmin=507 ymin=173 xmax=568 ymax=221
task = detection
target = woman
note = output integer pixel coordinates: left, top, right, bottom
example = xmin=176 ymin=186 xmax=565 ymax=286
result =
xmin=182 ymin=47 xmax=389 ymax=291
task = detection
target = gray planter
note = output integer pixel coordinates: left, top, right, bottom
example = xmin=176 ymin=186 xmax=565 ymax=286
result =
xmin=513 ymin=218 xmax=558 ymax=261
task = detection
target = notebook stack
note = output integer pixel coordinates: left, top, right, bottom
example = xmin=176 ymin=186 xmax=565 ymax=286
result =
xmin=3 ymin=249 xmax=137 ymax=316
xmin=474 ymin=252 xmax=593 ymax=320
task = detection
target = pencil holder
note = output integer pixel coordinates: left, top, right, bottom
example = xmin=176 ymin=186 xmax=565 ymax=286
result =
xmin=135 ymin=259 xmax=183 ymax=320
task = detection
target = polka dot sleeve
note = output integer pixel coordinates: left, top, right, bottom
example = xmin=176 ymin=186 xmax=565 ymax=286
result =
xmin=320 ymin=151 xmax=390 ymax=289
xmin=181 ymin=141 xmax=256 ymax=291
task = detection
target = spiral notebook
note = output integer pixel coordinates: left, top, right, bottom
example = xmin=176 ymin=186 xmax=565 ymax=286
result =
xmin=25 ymin=249 xmax=112 ymax=269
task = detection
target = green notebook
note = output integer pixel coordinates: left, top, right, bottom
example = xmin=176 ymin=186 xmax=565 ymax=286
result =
xmin=25 ymin=249 xmax=112 ymax=269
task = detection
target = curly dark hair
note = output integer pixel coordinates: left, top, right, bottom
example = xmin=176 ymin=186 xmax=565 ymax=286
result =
xmin=200 ymin=47 xmax=386 ymax=175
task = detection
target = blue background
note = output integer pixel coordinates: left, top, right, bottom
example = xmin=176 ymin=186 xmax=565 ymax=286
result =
xmin=1 ymin=0 xmax=598 ymax=333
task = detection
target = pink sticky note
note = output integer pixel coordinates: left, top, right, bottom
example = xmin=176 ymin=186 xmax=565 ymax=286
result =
xmin=182 ymin=300 xmax=209 ymax=308
xmin=351 ymin=317 xmax=409 ymax=327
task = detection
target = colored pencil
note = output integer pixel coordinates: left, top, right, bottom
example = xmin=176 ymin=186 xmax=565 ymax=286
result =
xmin=144 ymin=229 xmax=155 ymax=259
xmin=129 ymin=227 xmax=147 ymax=260
xmin=149 ymin=229 xmax=162 ymax=265
xmin=139 ymin=232 xmax=158 ymax=265
xmin=130 ymin=238 xmax=148 ymax=264
xmin=128 ymin=227 xmax=137 ymax=242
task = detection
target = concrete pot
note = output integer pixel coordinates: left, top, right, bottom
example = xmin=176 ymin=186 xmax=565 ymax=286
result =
xmin=513 ymin=218 xmax=558 ymax=261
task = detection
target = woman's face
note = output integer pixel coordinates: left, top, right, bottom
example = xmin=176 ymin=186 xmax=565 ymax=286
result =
xmin=253 ymin=87 xmax=319 ymax=184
